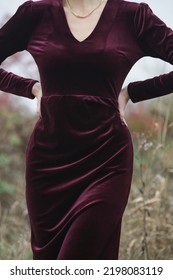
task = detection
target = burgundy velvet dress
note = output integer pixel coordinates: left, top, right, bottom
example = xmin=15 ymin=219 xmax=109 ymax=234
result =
xmin=0 ymin=0 xmax=173 ymax=260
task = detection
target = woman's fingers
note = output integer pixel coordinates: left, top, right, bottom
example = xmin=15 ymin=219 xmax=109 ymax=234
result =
xmin=118 ymin=87 xmax=130 ymax=126
xmin=32 ymin=82 xmax=42 ymax=117
xmin=36 ymin=96 xmax=42 ymax=117
xmin=121 ymin=117 xmax=128 ymax=127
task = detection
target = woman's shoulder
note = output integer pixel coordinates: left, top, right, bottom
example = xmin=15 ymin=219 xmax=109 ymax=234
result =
xmin=30 ymin=0 xmax=58 ymax=9
xmin=18 ymin=0 xmax=56 ymax=17
xmin=119 ymin=0 xmax=151 ymax=20
xmin=13 ymin=0 xmax=59 ymax=27
xmin=120 ymin=0 xmax=150 ymax=13
xmin=121 ymin=0 xmax=147 ymax=9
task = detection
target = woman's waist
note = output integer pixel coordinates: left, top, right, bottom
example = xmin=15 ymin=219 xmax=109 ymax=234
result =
xmin=36 ymin=94 xmax=129 ymax=142
xmin=41 ymin=93 xmax=119 ymax=113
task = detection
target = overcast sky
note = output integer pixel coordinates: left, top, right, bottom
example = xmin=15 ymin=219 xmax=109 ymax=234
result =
xmin=1 ymin=0 xmax=173 ymax=64
xmin=0 ymin=0 xmax=173 ymax=113
xmin=1 ymin=0 xmax=172 ymax=26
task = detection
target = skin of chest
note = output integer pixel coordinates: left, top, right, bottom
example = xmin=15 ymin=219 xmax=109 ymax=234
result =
xmin=62 ymin=0 xmax=108 ymax=42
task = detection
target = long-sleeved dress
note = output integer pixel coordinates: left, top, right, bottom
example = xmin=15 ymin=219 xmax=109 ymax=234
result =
xmin=0 ymin=0 xmax=173 ymax=260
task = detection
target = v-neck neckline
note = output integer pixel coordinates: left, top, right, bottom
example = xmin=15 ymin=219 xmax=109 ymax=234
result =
xmin=59 ymin=0 xmax=113 ymax=44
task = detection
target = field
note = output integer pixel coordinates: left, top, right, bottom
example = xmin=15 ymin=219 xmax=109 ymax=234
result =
xmin=0 ymin=95 xmax=173 ymax=259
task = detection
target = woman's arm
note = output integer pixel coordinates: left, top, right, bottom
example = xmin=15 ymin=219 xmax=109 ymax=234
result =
xmin=128 ymin=71 xmax=173 ymax=103
xmin=128 ymin=3 xmax=173 ymax=103
xmin=0 ymin=1 xmax=38 ymax=99
xmin=0 ymin=69 xmax=37 ymax=99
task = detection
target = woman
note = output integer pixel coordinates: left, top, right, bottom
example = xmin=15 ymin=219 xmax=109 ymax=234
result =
xmin=0 ymin=0 xmax=173 ymax=260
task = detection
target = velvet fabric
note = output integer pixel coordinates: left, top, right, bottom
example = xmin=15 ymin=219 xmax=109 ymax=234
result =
xmin=0 ymin=0 xmax=173 ymax=259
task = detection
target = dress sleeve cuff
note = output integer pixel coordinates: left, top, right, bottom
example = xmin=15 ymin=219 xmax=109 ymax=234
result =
xmin=127 ymin=82 xmax=140 ymax=103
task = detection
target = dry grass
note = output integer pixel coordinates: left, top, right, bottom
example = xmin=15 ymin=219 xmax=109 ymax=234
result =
xmin=0 ymin=104 xmax=34 ymax=260
xmin=119 ymin=170 xmax=173 ymax=259
xmin=0 ymin=97 xmax=173 ymax=260
xmin=0 ymin=184 xmax=32 ymax=260
xmin=119 ymin=97 xmax=173 ymax=260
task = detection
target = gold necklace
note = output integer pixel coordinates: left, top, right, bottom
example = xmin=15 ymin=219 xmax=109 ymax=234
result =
xmin=66 ymin=0 xmax=104 ymax=19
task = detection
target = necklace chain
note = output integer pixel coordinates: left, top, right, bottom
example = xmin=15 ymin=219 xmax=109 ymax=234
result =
xmin=66 ymin=0 xmax=104 ymax=19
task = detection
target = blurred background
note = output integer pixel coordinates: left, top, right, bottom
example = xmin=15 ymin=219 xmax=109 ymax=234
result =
xmin=0 ymin=0 xmax=173 ymax=259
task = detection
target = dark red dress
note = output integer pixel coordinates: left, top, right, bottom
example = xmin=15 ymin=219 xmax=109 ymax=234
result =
xmin=0 ymin=0 xmax=173 ymax=259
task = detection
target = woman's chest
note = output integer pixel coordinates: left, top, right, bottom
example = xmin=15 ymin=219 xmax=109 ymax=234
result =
xmin=27 ymin=5 xmax=142 ymax=70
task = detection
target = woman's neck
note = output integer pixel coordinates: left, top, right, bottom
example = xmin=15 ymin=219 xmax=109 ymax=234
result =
xmin=64 ymin=0 xmax=105 ymax=14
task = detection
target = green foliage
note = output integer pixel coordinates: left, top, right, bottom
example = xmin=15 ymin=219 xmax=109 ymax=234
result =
xmin=0 ymin=181 xmax=15 ymax=194
xmin=0 ymin=103 xmax=35 ymax=259
xmin=9 ymin=134 xmax=22 ymax=146
xmin=0 ymin=154 xmax=10 ymax=167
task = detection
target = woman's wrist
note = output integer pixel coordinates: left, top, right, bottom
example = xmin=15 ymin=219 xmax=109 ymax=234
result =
xmin=124 ymin=86 xmax=130 ymax=103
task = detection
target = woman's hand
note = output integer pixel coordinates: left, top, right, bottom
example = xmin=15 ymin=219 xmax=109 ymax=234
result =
xmin=118 ymin=86 xmax=130 ymax=126
xmin=32 ymin=82 xmax=42 ymax=117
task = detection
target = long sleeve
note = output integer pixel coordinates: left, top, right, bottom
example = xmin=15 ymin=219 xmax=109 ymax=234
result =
xmin=0 ymin=1 xmax=38 ymax=99
xmin=128 ymin=3 xmax=173 ymax=103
